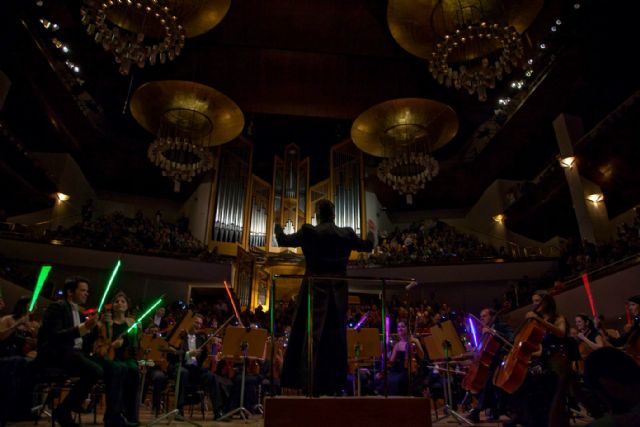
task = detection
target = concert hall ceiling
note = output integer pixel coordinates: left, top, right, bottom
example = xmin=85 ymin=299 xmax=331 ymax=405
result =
xmin=0 ymin=0 xmax=637 ymax=241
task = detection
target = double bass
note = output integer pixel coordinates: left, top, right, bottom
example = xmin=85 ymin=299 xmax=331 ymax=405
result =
xmin=493 ymin=317 xmax=546 ymax=394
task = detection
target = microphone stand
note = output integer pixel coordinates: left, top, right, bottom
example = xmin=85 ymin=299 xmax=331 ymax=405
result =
xmin=441 ymin=339 xmax=474 ymax=426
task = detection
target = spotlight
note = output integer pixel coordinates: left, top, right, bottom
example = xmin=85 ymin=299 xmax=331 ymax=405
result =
xmin=559 ymin=156 xmax=576 ymax=168
xmin=493 ymin=214 xmax=506 ymax=224
xmin=56 ymin=192 xmax=70 ymax=201
xmin=586 ymin=193 xmax=604 ymax=203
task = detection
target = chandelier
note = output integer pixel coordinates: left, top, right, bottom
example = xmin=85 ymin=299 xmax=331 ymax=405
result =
xmin=387 ymin=0 xmax=543 ymax=101
xmin=80 ymin=0 xmax=231 ymax=75
xmin=428 ymin=22 xmax=526 ymax=101
xmin=130 ymin=80 xmax=245 ymax=192
xmin=80 ymin=0 xmax=185 ymax=75
xmin=351 ymin=98 xmax=458 ymax=204
xmin=376 ymin=123 xmax=439 ymax=203
xmin=148 ymin=109 xmax=215 ymax=192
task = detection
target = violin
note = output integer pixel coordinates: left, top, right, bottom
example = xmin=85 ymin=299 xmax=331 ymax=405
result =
xmin=493 ymin=316 xmax=546 ymax=394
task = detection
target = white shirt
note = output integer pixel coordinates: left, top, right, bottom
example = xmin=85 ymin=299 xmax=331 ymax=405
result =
xmin=187 ymin=334 xmax=198 ymax=365
xmin=70 ymin=302 xmax=83 ymax=350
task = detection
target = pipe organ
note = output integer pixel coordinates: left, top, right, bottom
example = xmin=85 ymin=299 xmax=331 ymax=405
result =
xmin=206 ymin=137 xmax=367 ymax=308
xmin=248 ymin=176 xmax=271 ymax=248
xmin=270 ymin=144 xmax=309 ymax=250
xmin=211 ymin=138 xmax=252 ymax=249
xmin=330 ymin=141 xmax=364 ymax=237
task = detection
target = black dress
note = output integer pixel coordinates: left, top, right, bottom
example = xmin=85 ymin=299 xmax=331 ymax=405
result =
xmin=276 ymin=221 xmax=374 ymax=395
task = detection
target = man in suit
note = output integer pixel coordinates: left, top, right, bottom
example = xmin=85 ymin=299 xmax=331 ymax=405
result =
xmin=37 ymin=277 xmax=102 ymax=427
xmin=178 ymin=313 xmax=226 ymax=419
xmin=275 ymin=199 xmax=376 ymax=396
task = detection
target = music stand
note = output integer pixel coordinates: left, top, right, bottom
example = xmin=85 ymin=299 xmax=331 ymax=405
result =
xmin=347 ymin=328 xmax=379 ymax=396
xmin=218 ymin=327 xmax=268 ymax=422
xmin=425 ymin=321 xmax=473 ymax=426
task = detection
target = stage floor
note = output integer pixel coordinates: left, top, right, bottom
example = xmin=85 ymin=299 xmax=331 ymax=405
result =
xmin=7 ymin=399 xmax=593 ymax=427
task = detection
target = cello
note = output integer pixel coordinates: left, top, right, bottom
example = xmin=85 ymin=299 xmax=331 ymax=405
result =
xmin=462 ymin=311 xmax=511 ymax=393
xmin=493 ymin=315 xmax=546 ymax=394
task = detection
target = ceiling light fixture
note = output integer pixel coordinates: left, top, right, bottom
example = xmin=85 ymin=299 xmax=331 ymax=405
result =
xmin=586 ymin=193 xmax=604 ymax=203
xmin=559 ymin=156 xmax=576 ymax=168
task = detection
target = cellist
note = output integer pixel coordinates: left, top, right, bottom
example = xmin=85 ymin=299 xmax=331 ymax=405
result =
xmin=525 ymin=291 xmax=572 ymax=427
xmin=467 ymin=307 xmax=513 ymax=423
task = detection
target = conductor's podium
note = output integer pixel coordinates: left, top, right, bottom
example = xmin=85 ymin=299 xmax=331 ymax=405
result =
xmin=264 ymin=396 xmax=431 ymax=427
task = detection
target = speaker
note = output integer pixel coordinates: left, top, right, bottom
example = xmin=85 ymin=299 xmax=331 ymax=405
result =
xmin=264 ymin=396 xmax=431 ymax=427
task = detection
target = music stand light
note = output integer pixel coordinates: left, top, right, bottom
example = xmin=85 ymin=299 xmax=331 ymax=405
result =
xmin=347 ymin=328 xmax=379 ymax=396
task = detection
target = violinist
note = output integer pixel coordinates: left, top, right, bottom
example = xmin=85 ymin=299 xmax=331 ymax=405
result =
xmin=146 ymin=306 xmax=168 ymax=335
xmin=598 ymin=295 xmax=640 ymax=364
xmin=573 ymin=314 xmax=604 ymax=367
xmin=0 ymin=296 xmax=39 ymax=359
xmin=0 ymin=296 xmax=40 ymax=422
xmin=178 ymin=313 xmax=226 ymax=420
xmin=525 ymin=291 xmax=571 ymax=427
xmin=387 ymin=321 xmax=424 ymax=395
xmin=110 ymin=292 xmax=140 ymax=426
xmin=37 ymin=277 xmax=102 ymax=427
xmin=467 ymin=308 xmax=513 ymax=423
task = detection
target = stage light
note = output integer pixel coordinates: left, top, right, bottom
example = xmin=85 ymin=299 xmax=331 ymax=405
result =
xmin=559 ymin=156 xmax=576 ymax=168
xmin=586 ymin=193 xmax=604 ymax=203
xmin=493 ymin=214 xmax=506 ymax=223
xmin=56 ymin=192 xmax=70 ymax=201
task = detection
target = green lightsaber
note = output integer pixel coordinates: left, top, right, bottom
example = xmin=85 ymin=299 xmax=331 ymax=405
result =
xmin=98 ymin=259 xmax=122 ymax=312
xmin=29 ymin=265 xmax=52 ymax=312
xmin=127 ymin=296 xmax=164 ymax=333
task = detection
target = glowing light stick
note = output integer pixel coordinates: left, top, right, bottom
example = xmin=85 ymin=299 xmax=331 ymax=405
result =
xmin=98 ymin=259 xmax=122 ymax=312
xmin=223 ymin=280 xmax=244 ymax=327
xmin=354 ymin=312 xmax=369 ymax=330
xmin=581 ymin=273 xmax=596 ymax=316
xmin=29 ymin=265 xmax=52 ymax=312
xmin=468 ymin=316 xmax=478 ymax=348
xmin=127 ymin=296 xmax=164 ymax=333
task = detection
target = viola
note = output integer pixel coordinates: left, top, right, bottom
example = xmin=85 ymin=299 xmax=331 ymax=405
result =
xmin=493 ymin=318 xmax=546 ymax=394
xmin=462 ymin=333 xmax=500 ymax=393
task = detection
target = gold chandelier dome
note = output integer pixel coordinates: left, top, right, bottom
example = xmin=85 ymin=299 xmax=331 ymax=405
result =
xmin=102 ymin=0 xmax=231 ymax=38
xmin=130 ymin=80 xmax=244 ymax=146
xmin=387 ymin=0 xmax=544 ymax=61
xmin=351 ymin=98 xmax=459 ymax=157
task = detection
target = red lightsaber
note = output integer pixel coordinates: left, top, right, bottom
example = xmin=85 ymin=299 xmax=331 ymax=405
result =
xmin=581 ymin=273 xmax=596 ymax=316
xmin=223 ymin=280 xmax=244 ymax=327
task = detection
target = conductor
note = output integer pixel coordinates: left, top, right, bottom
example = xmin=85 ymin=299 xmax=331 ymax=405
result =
xmin=274 ymin=199 xmax=376 ymax=395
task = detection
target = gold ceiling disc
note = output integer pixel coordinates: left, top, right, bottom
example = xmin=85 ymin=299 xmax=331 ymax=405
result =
xmin=130 ymin=80 xmax=244 ymax=146
xmin=387 ymin=0 xmax=544 ymax=61
xmin=351 ymin=98 xmax=459 ymax=157
xmin=104 ymin=0 xmax=231 ymax=39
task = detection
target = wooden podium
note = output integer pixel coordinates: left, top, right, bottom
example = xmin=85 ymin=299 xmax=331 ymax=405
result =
xmin=264 ymin=397 xmax=431 ymax=427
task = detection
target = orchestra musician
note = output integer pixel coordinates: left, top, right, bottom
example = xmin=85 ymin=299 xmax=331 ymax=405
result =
xmin=274 ymin=199 xmax=376 ymax=396
xmin=0 ymin=296 xmax=40 ymax=422
xmin=467 ymin=307 xmax=513 ymax=423
xmin=37 ymin=277 xmax=102 ymax=427
xmin=177 ymin=313 xmax=226 ymax=420
xmin=597 ymin=295 xmax=640 ymax=364
xmin=0 ymin=296 xmax=39 ymax=359
xmin=146 ymin=306 xmax=168 ymax=334
xmin=524 ymin=291 xmax=572 ymax=427
xmin=89 ymin=292 xmax=138 ymax=427
xmin=387 ymin=321 xmax=424 ymax=396
xmin=573 ymin=313 xmax=604 ymax=371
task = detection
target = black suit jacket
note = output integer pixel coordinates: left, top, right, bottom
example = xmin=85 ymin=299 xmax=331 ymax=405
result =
xmin=180 ymin=333 xmax=209 ymax=368
xmin=37 ymin=300 xmax=94 ymax=359
xmin=275 ymin=221 xmax=374 ymax=276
